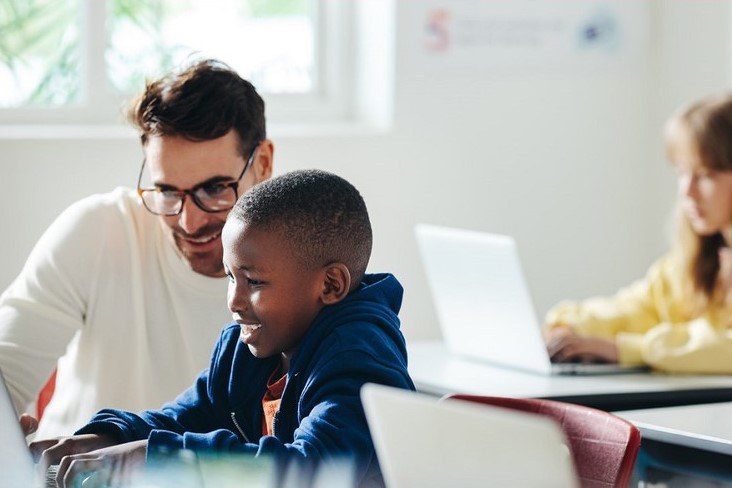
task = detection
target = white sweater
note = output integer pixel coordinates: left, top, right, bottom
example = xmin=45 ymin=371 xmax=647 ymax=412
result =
xmin=0 ymin=188 xmax=231 ymax=439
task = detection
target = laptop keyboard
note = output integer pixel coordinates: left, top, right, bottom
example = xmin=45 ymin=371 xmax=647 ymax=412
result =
xmin=45 ymin=465 xmax=59 ymax=488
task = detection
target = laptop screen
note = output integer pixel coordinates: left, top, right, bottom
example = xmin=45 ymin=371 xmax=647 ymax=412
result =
xmin=415 ymin=224 xmax=553 ymax=374
xmin=361 ymin=383 xmax=579 ymax=487
xmin=0 ymin=369 xmax=37 ymax=487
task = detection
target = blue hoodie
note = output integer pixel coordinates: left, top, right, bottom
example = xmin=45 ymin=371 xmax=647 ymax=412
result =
xmin=76 ymin=273 xmax=414 ymax=486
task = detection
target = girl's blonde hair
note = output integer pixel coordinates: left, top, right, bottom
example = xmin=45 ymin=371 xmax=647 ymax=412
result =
xmin=667 ymin=93 xmax=732 ymax=312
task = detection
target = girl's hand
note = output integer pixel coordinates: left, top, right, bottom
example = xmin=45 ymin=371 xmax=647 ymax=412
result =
xmin=545 ymin=327 xmax=619 ymax=364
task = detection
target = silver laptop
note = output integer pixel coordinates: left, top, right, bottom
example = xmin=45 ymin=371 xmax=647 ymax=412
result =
xmin=415 ymin=224 xmax=648 ymax=375
xmin=0 ymin=369 xmax=59 ymax=487
xmin=361 ymin=383 xmax=579 ymax=488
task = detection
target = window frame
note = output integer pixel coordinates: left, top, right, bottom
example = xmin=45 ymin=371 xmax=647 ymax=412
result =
xmin=0 ymin=0 xmax=354 ymax=128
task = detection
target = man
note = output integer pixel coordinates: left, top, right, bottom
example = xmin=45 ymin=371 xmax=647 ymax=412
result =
xmin=0 ymin=59 xmax=274 ymax=439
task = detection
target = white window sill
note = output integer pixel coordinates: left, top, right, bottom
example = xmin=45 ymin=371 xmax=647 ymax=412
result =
xmin=0 ymin=120 xmax=392 ymax=141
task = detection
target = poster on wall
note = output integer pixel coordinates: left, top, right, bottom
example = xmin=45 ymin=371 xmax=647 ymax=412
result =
xmin=406 ymin=0 xmax=649 ymax=75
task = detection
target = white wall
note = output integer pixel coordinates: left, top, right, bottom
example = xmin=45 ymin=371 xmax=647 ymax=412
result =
xmin=1 ymin=0 xmax=731 ymax=343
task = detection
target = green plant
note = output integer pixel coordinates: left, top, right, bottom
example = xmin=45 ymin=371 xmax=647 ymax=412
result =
xmin=0 ymin=0 xmax=79 ymax=105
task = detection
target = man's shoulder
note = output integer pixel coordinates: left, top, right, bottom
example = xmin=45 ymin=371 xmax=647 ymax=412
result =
xmin=63 ymin=187 xmax=139 ymax=219
xmin=32 ymin=188 xmax=152 ymax=264
xmin=51 ymin=188 xmax=149 ymax=236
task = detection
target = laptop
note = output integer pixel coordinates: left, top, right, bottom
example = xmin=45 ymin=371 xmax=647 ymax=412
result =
xmin=415 ymin=224 xmax=648 ymax=375
xmin=361 ymin=383 xmax=579 ymax=488
xmin=0 ymin=369 xmax=58 ymax=487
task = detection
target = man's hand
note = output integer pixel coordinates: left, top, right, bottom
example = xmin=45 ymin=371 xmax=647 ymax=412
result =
xmin=29 ymin=434 xmax=146 ymax=487
xmin=19 ymin=413 xmax=38 ymax=436
xmin=545 ymin=327 xmax=619 ymax=364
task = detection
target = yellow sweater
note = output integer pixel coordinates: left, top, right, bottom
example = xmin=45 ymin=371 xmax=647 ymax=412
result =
xmin=545 ymin=253 xmax=732 ymax=373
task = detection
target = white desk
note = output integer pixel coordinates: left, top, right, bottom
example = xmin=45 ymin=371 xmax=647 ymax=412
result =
xmin=616 ymin=403 xmax=732 ymax=484
xmin=617 ymin=402 xmax=732 ymax=456
xmin=409 ymin=341 xmax=732 ymax=410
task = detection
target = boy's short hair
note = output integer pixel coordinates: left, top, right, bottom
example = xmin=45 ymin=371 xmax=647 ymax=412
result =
xmin=231 ymin=169 xmax=372 ymax=286
xmin=127 ymin=58 xmax=265 ymax=157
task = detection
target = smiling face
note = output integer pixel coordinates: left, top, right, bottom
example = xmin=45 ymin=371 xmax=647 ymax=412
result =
xmin=222 ymin=218 xmax=327 ymax=369
xmin=670 ymin=125 xmax=732 ymax=237
xmin=144 ymin=131 xmax=271 ymax=277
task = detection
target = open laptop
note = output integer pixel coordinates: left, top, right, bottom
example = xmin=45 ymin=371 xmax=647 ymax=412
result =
xmin=361 ymin=383 xmax=579 ymax=488
xmin=0 ymin=369 xmax=58 ymax=487
xmin=415 ymin=224 xmax=648 ymax=375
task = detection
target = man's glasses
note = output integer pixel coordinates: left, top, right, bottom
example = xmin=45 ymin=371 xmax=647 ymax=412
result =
xmin=137 ymin=143 xmax=260 ymax=216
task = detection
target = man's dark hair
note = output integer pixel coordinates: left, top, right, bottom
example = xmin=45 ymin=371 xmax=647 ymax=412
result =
xmin=127 ymin=58 xmax=265 ymax=156
xmin=231 ymin=169 xmax=373 ymax=287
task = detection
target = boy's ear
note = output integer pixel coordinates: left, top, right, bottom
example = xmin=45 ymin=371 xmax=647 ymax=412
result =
xmin=321 ymin=263 xmax=351 ymax=305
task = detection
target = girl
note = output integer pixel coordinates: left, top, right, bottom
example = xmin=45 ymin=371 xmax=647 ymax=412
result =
xmin=545 ymin=93 xmax=732 ymax=373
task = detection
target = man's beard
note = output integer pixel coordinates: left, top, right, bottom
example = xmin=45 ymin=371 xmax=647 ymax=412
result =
xmin=170 ymin=223 xmax=226 ymax=277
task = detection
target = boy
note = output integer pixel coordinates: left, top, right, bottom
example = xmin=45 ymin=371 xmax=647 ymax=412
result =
xmin=32 ymin=169 xmax=414 ymax=487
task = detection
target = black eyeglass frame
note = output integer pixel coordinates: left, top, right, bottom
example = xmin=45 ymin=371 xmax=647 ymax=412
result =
xmin=137 ymin=142 xmax=261 ymax=216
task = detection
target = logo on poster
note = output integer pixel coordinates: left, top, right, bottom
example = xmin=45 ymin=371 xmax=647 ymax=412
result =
xmin=424 ymin=9 xmax=451 ymax=52
xmin=577 ymin=8 xmax=620 ymax=52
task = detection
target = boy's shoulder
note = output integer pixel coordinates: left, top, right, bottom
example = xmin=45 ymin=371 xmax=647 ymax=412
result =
xmin=221 ymin=323 xmax=241 ymax=336
xmin=304 ymin=306 xmax=406 ymax=366
xmin=343 ymin=272 xmax=403 ymax=311
xmin=320 ymin=273 xmax=403 ymax=333
xmin=220 ymin=323 xmax=251 ymax=346
xmin=214 ymin=324 xmax=246 ymax=355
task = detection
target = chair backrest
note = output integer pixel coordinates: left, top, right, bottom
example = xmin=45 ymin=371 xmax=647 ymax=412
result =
xmin=443 ymin=394 xmax=641 ymax=488
xmin=36 ymin=368 xmax=57 ymax=420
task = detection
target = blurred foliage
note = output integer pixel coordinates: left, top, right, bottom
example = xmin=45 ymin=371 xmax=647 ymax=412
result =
xmin=0 ymin=0 xmax=310 ymax=106
xmin=0 ymin=0 xmax=79 ymax=104
xmin=248 ymin=0 xmax=309 ymax=17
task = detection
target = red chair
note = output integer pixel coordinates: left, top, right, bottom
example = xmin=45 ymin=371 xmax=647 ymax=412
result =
xmin=442 ymin=394 xmax=641 ymax=488
xmin=36 ymin=368 xmax=57 ymax=421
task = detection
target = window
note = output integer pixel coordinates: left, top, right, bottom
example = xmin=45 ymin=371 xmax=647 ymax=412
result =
xmin=0 ymin=0 xmax=81 ymax=107
xmin=0 ymin=0 xmax=351 ymax=126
